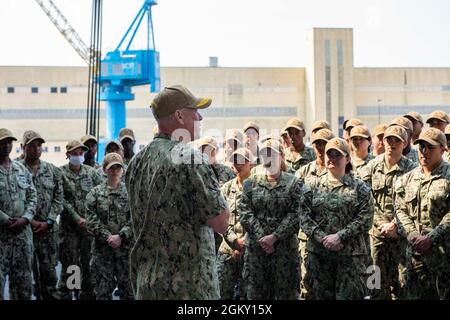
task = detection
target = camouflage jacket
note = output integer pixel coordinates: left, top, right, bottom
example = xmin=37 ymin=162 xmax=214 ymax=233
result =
xmin=238 ymin=171 xmax=302 ymax=243
xmin=295 ymin=160 xmax=327 ymax=186
xmin=284 ymin=145 xmax=316 ymax=172
xmin=18 ymin=159 xmax=63 ymax=222
xmin=212 ymin=163 xmax=236 ymax=188
xmin=359 ymin=155 xmax=416 ymax=237
xmin=0 ymin=160 xmax=37 ymax=226
xmin=60 ymin=164 xmax=103 ymax=224
xmin=301 ymin=173 xmax=374 ymax=256
xmin=395 ymin=161 xmax=450 ymax=246
xmin=125 ymin=133 xmax=228 ymax=300
xmin=85 ymin=181 xmax=132 ymax=243
xmin=404 ymin=147 xmax=419 ymax=165
xmin=352 ymin=154 xmax=375 ymax=179
xmin=96 ymin=163 xmax=128 ymax=183
xmin=219 ymin=178 xmax=245 ymax=255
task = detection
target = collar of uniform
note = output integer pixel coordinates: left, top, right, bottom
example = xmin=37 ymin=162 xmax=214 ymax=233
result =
xmin=310 ymin=161 xmax=327 ymax=177
xmin=322 ymin=172 xmax=353 ymax=188
xmin=285 ymin=146 xmax=308 ymax=162
xmin=421 ymin=160 xmax=449 ymax=181
xmin=154 ymin=132 xmax=172 ymax=140
xmin=374 ymin=155 xmax=406 ymax=174
xmin=19 ymin=159 xmax=47 ymax=175
xmin=256 ymin=171 xmax=288 ymax=189
xmin=106 ymin=181 xmax=123 ymax=194
xmin=0 ymin=159 xmax=20 ymax=174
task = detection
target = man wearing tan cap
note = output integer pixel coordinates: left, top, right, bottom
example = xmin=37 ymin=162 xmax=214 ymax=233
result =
xmin=217 ymin=148 xmax=252 ymax=300
xmin=243 ymin=121 xmax=260 ymax=165
xmin=97 ymin=140 xmax=127 ymax=182
xmin=58 ymin=140 xmax=103 ymax=300
xmin=359 ymin=126 xmax=415 ymax=300
xmin=372 ymin=124 xmax=387 ymax=156
xmin=283 ymin=118 xmax=316 ymax=172
xmin=118 ymin=128 xmax=136 ymax=165
xmin=311 ymin=120 xmax=330 ymax=135
xmin=349 ymin=125 xmax=375 ymax=178
xmin=125 ymin=85 xmax=230 ymax=300
xmin=81 ymin=134 xmax=101 ymax=169
xmin=395 ymin=128 xmax=450 ymax=299
xmin=404 ymin=111 xmax=424 ymax=142
xmin=239 ymin=139 xmax=304 ymax=299
xmin=222 ymin=128 xmax=244 ymax=167
xmin=389 ymin=117 xmax=419 ymax=165
xmin=0 ymin=128 xmax=37 ymax=300
xmin=444 ymin=124 xmax=450 ymax=162
xmin=85 ymin=153 xmax=133 ymax=300
xmin=426 ymin=110 xmax=450 ymax=133
xmin=18 ymin=130 xmax=63 ymax=300
xmin=343 ymin=118 xmax=364 ymax=144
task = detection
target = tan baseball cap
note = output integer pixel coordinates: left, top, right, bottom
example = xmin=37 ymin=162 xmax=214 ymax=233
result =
xmin=384 ymin=126 xmax=407 ymax=142
xmin=150 ymin=85 xmax=212 ymax=119
xmin=0 ymin=128 xmax=17 ymax=143
xmin=413 ymin=128 xmax=447 ymax=147
xmin=311 ymin=120 xmax=330 ymax=133
xmin=22 ymin=130 xmax=45 ymax=146
xmin=311 ymin=128 xmax=335 ymax=144
xmin=80 ymin=134 xmax=97 ymax=145
xmin=198 ymin=136 xmax=218 ymax=150
xmin=426 ymin=110 xmax=450 ymax=124
xmin=284 ymin=118 xmax=306 ymax=132
xmin=404 ymin=111 xmax=424 ymax=124
xmin=389 ymin=117 xmax=413 ymax=133
xmin=372 ymin=124 xmax=387 ymax=137
xmin=350 ymin=125 xmax=371 ymax=139
xmin=103 ymin=152 xmax=124 ymax=171
xmin=243 ymin=121 xmax=260 ymax=134
xmin=260 ymin=139 xmax=283 ymax=154
xmin=344 ymin=118 xmax=363 ymax=131
xmin=445 ymin=124 xmax=450 ymax=135
xmin=119 ymin=128 xmax=135 ymax=142
xmin=105 ymin=140 xmax=124 ymax=151
xmin=260 ymin=134 xmax=282 ymax=144
xmin=231 ymin=148 xmax=253 ymax=162
xmin=66 ymin=140 xmax=89 ymax=153
xmin=325 ymin=138 xmax=350 ymax=156
xmin=225 ymin=128 xmax=244 ymax=143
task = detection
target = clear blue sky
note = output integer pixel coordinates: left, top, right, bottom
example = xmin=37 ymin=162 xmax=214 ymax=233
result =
xmin=1 ymin=0 xmax=450 ymax=67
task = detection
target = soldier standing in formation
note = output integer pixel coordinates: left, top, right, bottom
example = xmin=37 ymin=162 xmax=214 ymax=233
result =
xmin=349 ymin=125 xmax=374 ymax=178
xmin=371 ymin=124 xmax=387 ymax=157
xmin=118 ymin=128 xmax=136 ymax=165
xmin=283 ymin=118 xmax=316 ymax=173
xmin=81 ymin=134 xmax=101 ymax=169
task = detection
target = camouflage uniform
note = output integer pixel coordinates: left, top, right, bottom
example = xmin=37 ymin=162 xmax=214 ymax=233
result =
xmin=300 ymin=173 xmax=374 ymax=300
xmin=359 ymin=154 xmax=415 ymax=300
xmin=352 ymin=154 xmax=375 ymax=179
xmin=58 ymin=164 xmax=103 ymax=300
xmin=18 ymin=159 xmax=63 ymax=300
xmin=217 ymin=178 xmax=246 ymax=300
xmin=125 ymin=133 xmax=228 ymax=300
xmin=395 ymin=161 xmax=450 ymax=300
xmin=284 ymin=146 xmax=316 ymax=173
xmin=238 ymin=172 xmax=303 ymax=300
xmin=96 ymin=163 xmax=128 ymax=183
xmin=0 ymin=161 xmax=37 ymax=300
xmin=86 ymin=182 xmax=133 ymax=300
xmin=404 ymin=147 xmax=419 ymax=165
xmin=295 ymin=161 xmax=327 ymax=299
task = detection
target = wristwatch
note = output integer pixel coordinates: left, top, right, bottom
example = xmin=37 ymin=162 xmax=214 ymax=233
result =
xmin=46 ymin=219 xmax=55 ymax=229
xmin=119 ymin=232 xmax=127 ymax=242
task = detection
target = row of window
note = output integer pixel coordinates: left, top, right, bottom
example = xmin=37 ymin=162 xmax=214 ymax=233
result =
xmin=7 ymin=87 xmax=68 ymax=94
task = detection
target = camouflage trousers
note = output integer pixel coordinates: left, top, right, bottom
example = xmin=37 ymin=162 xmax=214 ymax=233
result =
xmin=216 ymin=251 xmax=246 ymax=300
xmin=0 ymin=226 xmax=33 ymax=300
xmin=33 ymin=228 xmax=59 ymax=300
xmin=404 ymin=245 xmax=450 ymax=300
xmin=370 ymin=235 xmax=407 ymax=300
xmin=91 ymin=242 xmax=133 ymax=300
xmin=304 ymin=252 xmax=368 ymax=300
xmin=244 ymin=237 xmax=299 ymax=300
xmin=298 ymin=238 xmax=308 ymax=299
xmin=58 ymin=223 xmax=94 ymax=300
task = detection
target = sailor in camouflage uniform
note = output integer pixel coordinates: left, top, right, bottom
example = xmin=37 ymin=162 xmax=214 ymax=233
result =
xmin=81 ymin=134 xmax=101 ymax=169
xmin=243 ymin=121 xmax=260 ymax=165
xmin=426 ymin=110 xmax=450 ymax=133
xmin=18 ymin=130 xmax=63 ymax=300
xmin=359 ymin=126 xmax=415 ymax=300
xmin=283 ymin=118 xmax=316 ymax=173
xmin=97 ymin=140 xmax=128 ymax=182
xmin=58 ymin=140 xmax=103 ymax=300
xmin=404 ymin=111 xmax=424 ymax=142
xmin=295 ymin=128 xmax=334 ymax=299
xmin=239 ymin=140 xmax=304 ymax=300
xmin=217 ymin=148 xmax=253 ymax=300
xmin=389 ymin=117 xmax=419 ymax=165
xmin=300 ymin=138 xmax=374 ymax=300
xmin=349 ymin=125 xmax=375 ymax=178
xmin=0 ymin=128 xmax=37 ymax=300
xmin=444 ymin=124 xmax=450 ymax=162
xmin=86 ymin=153 xmax=133 ymax=300
xmin=125 ymin=85 xmax=230 ymax=300
xmin=395 ymin=128 xmax=450 ymax=300
xmin=119 ymin=128 xmax=136 ymax=165
xmin=371 ymin=124 xmax=387 ymax=157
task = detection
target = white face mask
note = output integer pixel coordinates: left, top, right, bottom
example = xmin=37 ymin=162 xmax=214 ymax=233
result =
xmin=69 ymin=155 xmax=85 ymax=166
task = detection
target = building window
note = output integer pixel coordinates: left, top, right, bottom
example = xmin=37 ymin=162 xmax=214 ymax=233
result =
xmin=54 ymin=146 xmax=61 ymax=153
xmin=7 ymin=87 xmax=15 ymax=93
xmin=60 ymin=87 xmax=68 ymax=93
xmin=228 ymin=84 xmax=243 ymax=95
xmin=42 ymin=146 xmax=48 ymax=153
xmin=31 ymin=87 xmax=39 ymax=94
xmin=50 ymin=87 xmax=58 ymax=93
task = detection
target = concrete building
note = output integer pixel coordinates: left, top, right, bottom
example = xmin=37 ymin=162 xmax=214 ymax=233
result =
xmin=1 ymin=28 xmax=450 ymax=165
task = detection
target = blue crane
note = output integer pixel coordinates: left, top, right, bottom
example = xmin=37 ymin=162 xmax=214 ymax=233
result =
xmin=100 ymin=0 xmax=160 ymax=141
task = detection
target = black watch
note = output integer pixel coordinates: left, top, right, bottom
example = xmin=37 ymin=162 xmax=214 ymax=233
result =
xmin=119 ymin=232 xmax=127 ymax=242
xmin=46 ymin=219 xmax=55 ymax=228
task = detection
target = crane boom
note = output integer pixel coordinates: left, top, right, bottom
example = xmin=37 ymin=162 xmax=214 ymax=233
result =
xmin=34 ymin=0 xmax=90 ymax=64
